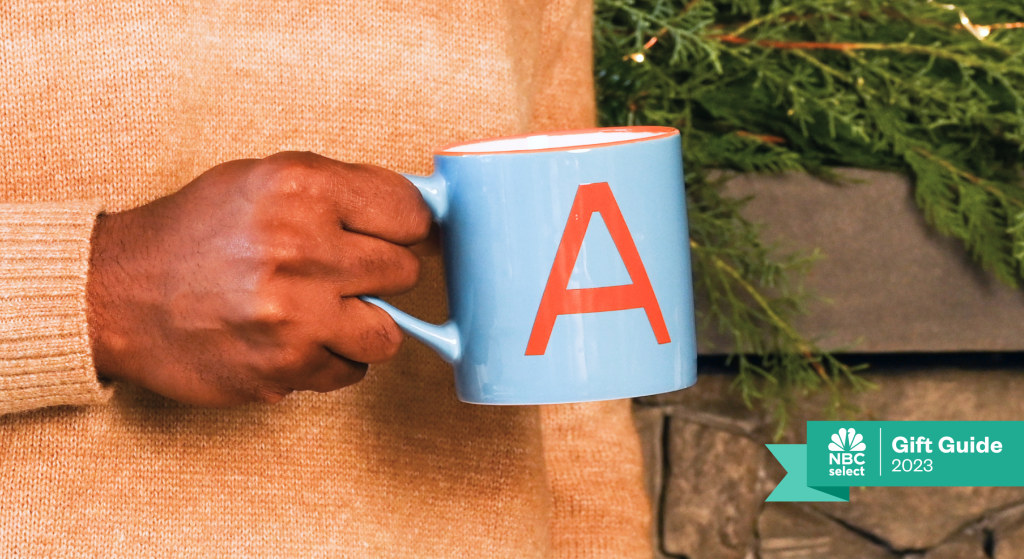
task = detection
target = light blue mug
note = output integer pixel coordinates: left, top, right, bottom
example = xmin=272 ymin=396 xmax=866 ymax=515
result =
xmin=363 ymin=127 xmax=697 ymax=404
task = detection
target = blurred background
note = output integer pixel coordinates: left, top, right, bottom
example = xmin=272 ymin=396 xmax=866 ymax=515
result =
xmin=594 ymin=2 xmax=1024 ymax=557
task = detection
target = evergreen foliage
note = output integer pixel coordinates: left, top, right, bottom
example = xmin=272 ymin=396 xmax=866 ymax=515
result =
xmin=594 ymin=0 xmax=1024 ymax=429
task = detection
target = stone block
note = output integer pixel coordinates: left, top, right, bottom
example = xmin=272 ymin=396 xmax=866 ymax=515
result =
xmin=662 ymin=418 xmax=765 ymax=558
xmin=987 ymin=503 xmax=1024 ymax=559
xmin=835 ymin=367 xmax=1024 ymax=422
xmin=637 ymin=371 xmax=765 ymax=437
xmin=758 ymin=502 xmax=895 ymax=559
xmin=650 ymin=367 xmax=1024 ymax=556
xmin=922 ymin=532 xmax=990 ymax=559
xmin=698 ymin=169 xmax=1024 ymax=353
xmin=814 ymin=486 xmax=1023 ymax=553
xmin=795 ymin=369 xmax=1024 ymax=550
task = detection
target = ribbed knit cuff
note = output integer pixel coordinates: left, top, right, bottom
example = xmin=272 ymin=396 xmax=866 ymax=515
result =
xmin=0 ymin=202 xmax=112 ymax=415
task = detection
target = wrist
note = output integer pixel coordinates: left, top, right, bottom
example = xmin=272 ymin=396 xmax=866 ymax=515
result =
xmin=86 ymin=211 xmax=132 ymax=384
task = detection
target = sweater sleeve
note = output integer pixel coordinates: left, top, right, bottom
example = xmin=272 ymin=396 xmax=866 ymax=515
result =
xmin=0 ymin=201 xmax=112 ymax=415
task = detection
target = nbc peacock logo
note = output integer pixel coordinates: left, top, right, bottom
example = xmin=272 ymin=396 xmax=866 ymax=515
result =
xmin=829 ymin=427 xmax=866 ymax=453
xmin=828 ymin=427 xmax=866 ymax=477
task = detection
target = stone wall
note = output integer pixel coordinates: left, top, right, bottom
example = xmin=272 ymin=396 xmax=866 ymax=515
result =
xmin=633 ymin=361 xmax=1024 ymax=558
xmin=639 ymin=171 xmax=1024 ymax=558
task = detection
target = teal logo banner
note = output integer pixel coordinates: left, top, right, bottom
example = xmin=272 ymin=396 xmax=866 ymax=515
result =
xmin=767 ymin=421 xmax=1024 ymax=502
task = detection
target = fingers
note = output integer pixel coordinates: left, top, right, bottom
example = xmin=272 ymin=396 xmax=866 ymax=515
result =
xmin=245 ymin=329 xmax=378 ymax=397
xmin=331 ymin=163 xmax=434 ymax=245
xmin=280 ymin=297 xmax=399 ymax=393
xmin=213 ymin=152 xmax=427 ymax=399
xmin=317 ymin=296 xmax=405 ymax=365
xmin=270 ymin=228 xmax=421 ymax=296
xmin=245 ymin=328 xmax=375 ymax=396
xmin=328 ymin=230 xmax=423 ymax=296
xmin=258 ymin=152 xmax=433 ymax=246
xmin=295 ymin=350 xmax=368 ymax=393
xmin=250 ymin=152 xmax=430 ymax=294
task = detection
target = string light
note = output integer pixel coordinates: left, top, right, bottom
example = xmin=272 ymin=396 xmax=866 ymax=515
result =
xmin=929 ymin=0 xmax=1000 ymax=40
xmin=623 ymin=33 xmax=661 ymax=63
xmin=626 ymin=2 xmax=1021 ymax=61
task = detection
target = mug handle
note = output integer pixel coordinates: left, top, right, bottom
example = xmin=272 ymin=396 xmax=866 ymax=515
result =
xmin=358 ymin=173 xmax=462 ymax=363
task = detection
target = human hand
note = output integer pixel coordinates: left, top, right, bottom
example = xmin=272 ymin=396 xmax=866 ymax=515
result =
xmin=86 ymin=152 xmax=431 ymax=406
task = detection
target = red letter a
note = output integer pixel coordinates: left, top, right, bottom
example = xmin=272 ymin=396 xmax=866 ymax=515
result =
xmin=525 ymin=182 xmax=670 ymax=356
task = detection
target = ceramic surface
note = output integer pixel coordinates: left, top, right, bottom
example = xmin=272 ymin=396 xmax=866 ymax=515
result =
xmin=364 ymin=127 xmax=697 ymax=404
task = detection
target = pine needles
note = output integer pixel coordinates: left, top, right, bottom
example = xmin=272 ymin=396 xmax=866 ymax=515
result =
xmin=595 ymin=0 xmax=1024 ymax=430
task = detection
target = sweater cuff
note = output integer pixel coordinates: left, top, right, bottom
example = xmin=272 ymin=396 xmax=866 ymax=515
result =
xmin=0 ymin=201 xmax=112 ymax=415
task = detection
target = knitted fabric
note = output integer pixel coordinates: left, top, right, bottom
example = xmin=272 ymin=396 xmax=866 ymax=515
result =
xmin=0 ymin=1 xmax=652 ymax=556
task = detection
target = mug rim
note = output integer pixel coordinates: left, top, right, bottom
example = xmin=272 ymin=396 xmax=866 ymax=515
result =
xmin=436 ymin=126 xmax=678 ymax=156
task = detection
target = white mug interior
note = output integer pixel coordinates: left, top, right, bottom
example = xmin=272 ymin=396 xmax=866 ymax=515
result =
xmin=439 ymin=129 xmax=668 ymax=155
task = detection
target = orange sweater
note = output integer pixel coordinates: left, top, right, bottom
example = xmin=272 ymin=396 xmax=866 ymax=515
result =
xmin=0 ymin=1 xmax=652 ymax=556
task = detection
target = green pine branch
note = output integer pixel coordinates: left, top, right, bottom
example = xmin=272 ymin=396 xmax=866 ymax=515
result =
xmin=595 ymin=0 xmax=1024 ymax=429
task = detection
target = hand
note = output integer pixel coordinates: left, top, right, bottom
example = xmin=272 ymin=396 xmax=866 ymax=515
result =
xmin=86 ymin=152 xmax=432 ymax=406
